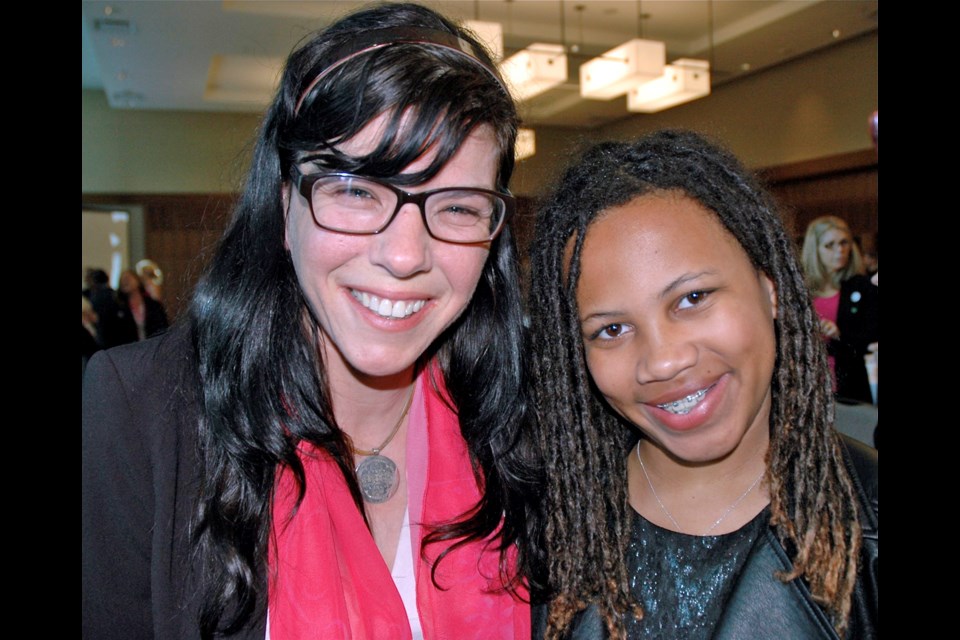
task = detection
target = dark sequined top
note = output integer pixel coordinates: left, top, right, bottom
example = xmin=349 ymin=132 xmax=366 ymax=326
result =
xmin=624 ymin=507 xmax=769 ymax=639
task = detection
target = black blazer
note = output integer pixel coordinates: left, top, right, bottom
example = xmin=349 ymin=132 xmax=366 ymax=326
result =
xmin=831 ymin=275 xmax=879 ymax=403
xmin=82 ymin=328 xmax=266 ymax=639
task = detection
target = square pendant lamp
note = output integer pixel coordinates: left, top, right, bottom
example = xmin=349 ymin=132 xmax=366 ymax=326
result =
xmin=627 ymin=59 xmax=711 ymax=113
xmin=501 ymin=43 xmax=568 ymax=102
xmin=579 ymin=38 xmax=665 ymax=100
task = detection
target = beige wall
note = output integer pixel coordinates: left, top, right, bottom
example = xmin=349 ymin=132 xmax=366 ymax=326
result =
xmin=82 ymin=90 xmax=261 ymax=194
xmin=83 ymin=31 xmax=877 ymax=198
xmin=513 ymin=31 xmax=878 ymax=197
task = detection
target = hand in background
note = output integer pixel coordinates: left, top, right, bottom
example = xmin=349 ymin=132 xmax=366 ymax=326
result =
xmin=819 ymin=317 xmax=840 ymax=340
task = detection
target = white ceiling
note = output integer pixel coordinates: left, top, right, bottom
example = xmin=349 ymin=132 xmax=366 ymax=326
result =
xmin=82 ymin=1 xmax=878 ymax=129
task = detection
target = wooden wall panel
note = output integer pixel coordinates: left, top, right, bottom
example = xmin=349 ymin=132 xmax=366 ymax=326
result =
xmin=760 ymin=149 xmax=878 ymax=250
xmin=84 ymin=148 xmax=876 ymax=322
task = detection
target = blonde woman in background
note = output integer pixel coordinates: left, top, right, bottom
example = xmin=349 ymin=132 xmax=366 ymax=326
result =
xmin=802 ymin=216 xmax=878 ymax=403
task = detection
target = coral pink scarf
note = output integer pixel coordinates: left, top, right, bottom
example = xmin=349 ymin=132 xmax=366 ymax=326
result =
xmin=269 ymin=372 xmax=529 ymax=638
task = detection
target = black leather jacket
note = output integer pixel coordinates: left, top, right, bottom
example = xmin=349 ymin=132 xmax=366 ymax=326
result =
xmin=714 ymin=437 xmax=878 ymax=639
xmin=533 ymin=436 xmax=878 ymax=639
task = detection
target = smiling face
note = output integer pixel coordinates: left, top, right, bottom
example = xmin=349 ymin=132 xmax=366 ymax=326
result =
xmin=817 ymin=227 xmax=852 ymax=274
xmin=576 ymin=192 xmax=778 ymax=464
xmin=284 ymin=115 xmax=498 ymax=384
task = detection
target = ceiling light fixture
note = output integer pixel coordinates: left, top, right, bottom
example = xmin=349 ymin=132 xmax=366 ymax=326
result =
xmin=578 ymin=1 xmax=664 ymax=100
xmin=625 ymin=0 xmax=712 ymax=112
xmin=579 ymin=37 xmax=664 ymax=100
xmin=627 ymin=59 xmax=710 ymax=113
xmin=499 ymin=0 xmax=568 ymax=103
xmin=578 ymin=1 xmax=660 ymax=100
xmin=501 ymin=44 xmax=568 ymax=102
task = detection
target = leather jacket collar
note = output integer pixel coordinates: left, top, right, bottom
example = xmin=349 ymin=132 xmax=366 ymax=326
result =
xmin=532 ymin=436 xmax=878 ymax=639
xmin=715 ymin=436 xmax=878 ymax=640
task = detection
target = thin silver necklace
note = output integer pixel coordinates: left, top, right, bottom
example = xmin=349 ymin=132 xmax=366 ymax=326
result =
xmin=351 ymin=387 xmax=413 ymax=504
xmin=635 ymin=442 xmax=765 ymax=536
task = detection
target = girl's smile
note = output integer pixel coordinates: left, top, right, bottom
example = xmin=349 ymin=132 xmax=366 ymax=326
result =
xmin=577 ymin=191 xmax=779 ymax=464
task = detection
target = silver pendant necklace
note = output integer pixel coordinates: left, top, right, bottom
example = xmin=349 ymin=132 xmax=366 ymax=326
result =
xmin=636 ymin=442 xmax=765 ymax=536
xmin=352 ymin=388 xmax=413 ymax=504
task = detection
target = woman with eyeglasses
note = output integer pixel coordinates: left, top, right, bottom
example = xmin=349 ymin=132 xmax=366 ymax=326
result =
xmin=82 ymin=4 xmax=534 ymax=638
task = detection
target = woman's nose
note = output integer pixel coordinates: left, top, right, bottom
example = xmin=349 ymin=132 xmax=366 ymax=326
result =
xmin=634 ymin=325 xmax=698 ymax=384
xmin=370 ymin=203 xmax=432 ymax=278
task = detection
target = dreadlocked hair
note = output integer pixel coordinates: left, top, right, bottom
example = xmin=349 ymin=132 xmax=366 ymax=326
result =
xmin=527 ymin=130 xmax=861 ymax=638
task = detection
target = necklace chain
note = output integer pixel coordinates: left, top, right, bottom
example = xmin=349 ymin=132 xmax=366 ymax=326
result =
xmin=350 ymin=387 xmax=414 ymax=457
xmin=635 ymin=442 xmax=765 ymax=536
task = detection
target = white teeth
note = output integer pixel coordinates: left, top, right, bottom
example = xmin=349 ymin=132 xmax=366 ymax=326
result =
xmin=351 ymin=290 xmax=426 ymax=319
xmin=657 ymin=387 xmax=709 ymax=415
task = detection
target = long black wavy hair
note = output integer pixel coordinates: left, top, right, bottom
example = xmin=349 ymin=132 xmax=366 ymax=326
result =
xmin=528 ymin=130 xmax=861 ymax=637
xmin=188 ymin=3 xmax=534 ymax=635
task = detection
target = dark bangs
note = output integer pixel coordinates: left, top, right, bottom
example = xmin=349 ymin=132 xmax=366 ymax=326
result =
xmin=279 ymin=43 xmax=516 ymax=190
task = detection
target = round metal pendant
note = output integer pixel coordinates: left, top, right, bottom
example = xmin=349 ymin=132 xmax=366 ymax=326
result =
xmin=356 ymin=455 xmax=399 ymax=504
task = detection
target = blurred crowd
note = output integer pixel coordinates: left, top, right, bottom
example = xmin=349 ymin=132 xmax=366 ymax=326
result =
xmin=81 ymin=260 xmax=169 ymax=371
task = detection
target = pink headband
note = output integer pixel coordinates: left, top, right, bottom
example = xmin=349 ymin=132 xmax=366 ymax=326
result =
xmin=294 ymin=26 xmax=505 ymax=116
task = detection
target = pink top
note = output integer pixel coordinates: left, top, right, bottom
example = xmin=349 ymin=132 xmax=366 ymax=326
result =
xmin=813 ymin=292 xmax=841 ymax=386
xmin=268 ymin=369 xmax=529 ymax=639
xmin=813 ymin=292 xmax=840 ymax=324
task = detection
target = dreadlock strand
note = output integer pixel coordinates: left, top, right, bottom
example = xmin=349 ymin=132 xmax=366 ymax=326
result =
xmin=529 ymin=131 xmax=864 ymax=637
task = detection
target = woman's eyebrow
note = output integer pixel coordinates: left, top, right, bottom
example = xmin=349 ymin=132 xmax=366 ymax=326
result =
xmin=579 ymin=271 xmax=717 ymax=322
xmin=580 ymin=309 xmax=624 ymax=324
xmin=659 ymin=271 xmax=714 ymax=300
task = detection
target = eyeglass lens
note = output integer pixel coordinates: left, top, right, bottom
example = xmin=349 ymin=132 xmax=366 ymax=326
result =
xmin=310 ymin=175 xmax=505 ymax=243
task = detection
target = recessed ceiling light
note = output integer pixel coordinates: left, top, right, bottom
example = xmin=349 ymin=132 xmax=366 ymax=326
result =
xmin=832 ymin=29 xmax=841 ymax=39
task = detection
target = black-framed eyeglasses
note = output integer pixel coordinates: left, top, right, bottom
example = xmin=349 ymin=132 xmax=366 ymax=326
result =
xmin=291 ymin=168 xmax=515 ymax=244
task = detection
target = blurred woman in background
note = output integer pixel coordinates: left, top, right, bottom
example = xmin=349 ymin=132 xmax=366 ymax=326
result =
xmin=135 ymin=258 xmax=165 ymax=302
xmin=802 ymin=216 xmax=878 ymax=403
xmin=118 ymin=268 xmax=169 ymax=340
